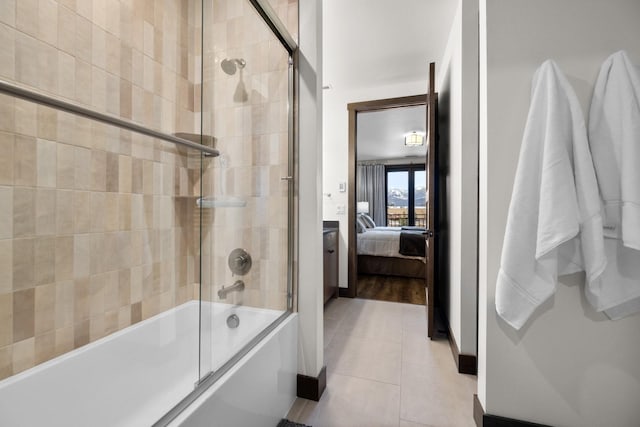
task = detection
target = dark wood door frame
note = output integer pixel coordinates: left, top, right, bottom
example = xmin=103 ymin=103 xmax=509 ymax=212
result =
xmin=426 ymin=62 xmax=438 ymax=338
xmin=346 ymin=94 xmax=428 ymax=298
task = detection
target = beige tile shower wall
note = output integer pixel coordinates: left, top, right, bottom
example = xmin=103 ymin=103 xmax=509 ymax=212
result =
xmin=199 ymin=0 xmax=297 ymax=311
xmin=267 ymin=0 xmax=299 ymax=43
xmin=0 ymin=0 xmax=204 ymax=381
xmin=0 ymin=0 xmax=200 ymax=133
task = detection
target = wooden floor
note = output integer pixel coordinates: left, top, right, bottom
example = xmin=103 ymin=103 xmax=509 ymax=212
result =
xmin=356 ymin=274 xmax=426 ymax=305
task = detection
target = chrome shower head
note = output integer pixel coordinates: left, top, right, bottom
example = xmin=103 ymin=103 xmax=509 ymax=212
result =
xmin=221 ymin=58 xmax=246 ymax=75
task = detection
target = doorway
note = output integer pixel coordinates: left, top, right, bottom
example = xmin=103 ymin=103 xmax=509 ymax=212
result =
xmin=350 ymin=100 xmax=428 ymax=306
xmin=346 ymin=64 xmax=441 ymax=338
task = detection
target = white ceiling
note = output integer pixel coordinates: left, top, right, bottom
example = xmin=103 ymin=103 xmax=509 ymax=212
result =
xmin=323 ymin=0 xmax=457 ymax=162
xmin=322 ymin=0 xmax=458 ymax=90
xmin=357 ymin=105 xmax=427 ymax=160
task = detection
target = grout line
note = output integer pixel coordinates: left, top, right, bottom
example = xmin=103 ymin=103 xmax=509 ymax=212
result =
xmin=329 ymin=371 xmax=402 ymax=388
xmin=399 ymin=417 xmax=433 ymax=427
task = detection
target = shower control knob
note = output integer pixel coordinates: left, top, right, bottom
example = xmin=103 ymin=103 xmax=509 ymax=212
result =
xmin=228 ymin=248 xmax=252 ymax=276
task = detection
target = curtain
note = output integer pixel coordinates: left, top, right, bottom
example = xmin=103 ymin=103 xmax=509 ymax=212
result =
xmin=356 ymin=164 xmax=386 ymax=226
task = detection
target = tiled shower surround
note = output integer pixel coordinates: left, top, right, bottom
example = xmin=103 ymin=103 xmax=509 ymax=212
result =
xmin=0 ymin=0 xmax=202 ymax=381
xmin=199 ymin=0 xmax=298 ymax=310
xmin=0 ymin=0 xmax=298 ymax=382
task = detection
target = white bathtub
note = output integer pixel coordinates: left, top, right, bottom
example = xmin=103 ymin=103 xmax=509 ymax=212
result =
xmin=0 ymin=301 xmax=297 ymax=427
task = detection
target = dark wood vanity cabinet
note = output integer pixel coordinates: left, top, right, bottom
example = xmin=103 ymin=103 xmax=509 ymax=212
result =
xmin=323 ymin=229 xmax=338 ymax=304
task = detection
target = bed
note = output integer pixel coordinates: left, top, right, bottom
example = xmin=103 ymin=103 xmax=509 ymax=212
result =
xmin=356 ymin=225 xmax=427 ymax=279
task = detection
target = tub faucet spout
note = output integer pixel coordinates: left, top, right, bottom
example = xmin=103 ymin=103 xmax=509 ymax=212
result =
xmin=218 ymin=280 xmax=245 ymax=299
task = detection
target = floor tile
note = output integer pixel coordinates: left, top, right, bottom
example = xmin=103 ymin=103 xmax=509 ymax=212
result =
xmin=401 ymin=330 xmax=453 ymax=368
xmin=286 ymin=397 xmax=318 ymax=423
xmin=339 ymin=300 xmax=404 ymax=343
xmin=402 ymin=303 xmax=428 ymax=333
xmin=323 ymin=315 xmax=343 ymax=349
xmin=290 ymin=297 xmax=478 ymax=427
xmin=302 ymin=373 xmax=401 ymax=427
xmin=338 ymin=312 xmax=404 ymax=343
xmin=400 ymin=419 xmax=434 ymax=427
xmin=326 ymin=333 xmax=402 ymax=385
xmin=400 ymin=360 xmax=474 ymax=427
xmin=323 ymin=297 xmax=351 ymax=321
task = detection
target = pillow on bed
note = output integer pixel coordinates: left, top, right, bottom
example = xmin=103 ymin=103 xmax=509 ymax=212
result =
xmin=356 ymin=217 xmax=368 ymax=233
xmin=359 ymin=213 xmax=376 ymax=228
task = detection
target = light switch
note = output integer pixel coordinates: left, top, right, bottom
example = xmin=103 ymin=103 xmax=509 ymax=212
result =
xmin=338 ymin=182 xmax=346 ymax=192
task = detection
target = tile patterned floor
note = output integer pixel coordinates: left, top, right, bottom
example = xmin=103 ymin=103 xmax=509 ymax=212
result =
xmin=287 ymin=298 xmax=477 ymax=427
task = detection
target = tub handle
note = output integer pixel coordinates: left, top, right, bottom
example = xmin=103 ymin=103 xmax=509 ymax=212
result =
xmin=228 ymin=248 xmax=252 ymax=276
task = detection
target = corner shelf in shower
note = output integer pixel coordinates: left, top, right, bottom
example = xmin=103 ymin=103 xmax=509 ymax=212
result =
xmin=196 ymin=196 xmax=247 ymax=208
xmin=173 ymin=132 xmax=217 ymax=157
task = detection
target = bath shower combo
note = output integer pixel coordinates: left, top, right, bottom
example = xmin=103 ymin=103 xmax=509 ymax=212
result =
xmin=0 ymin=0 xmax=298 ymax=426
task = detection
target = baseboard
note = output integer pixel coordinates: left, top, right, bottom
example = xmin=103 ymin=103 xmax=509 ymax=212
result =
xmin=457 ymin=352 xmax=477 ymax=375
xmin=447 ymin=323 xmax=477 ymax=375
xmin=338 ymin=287 xmax=351 ymax=298
xmin=296 ymin=366 xmax=326 ymax=401
xmin=473 ymin=394 xmax=553 ymax=427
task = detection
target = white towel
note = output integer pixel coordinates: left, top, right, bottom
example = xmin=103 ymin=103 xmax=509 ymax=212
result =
xmin=589 ymin=50 xmax=640 ymax=247
xmin=588 ymin=50 xmax=640 ymax=319
xmin=495 ymin=60 xmax=606 ymax=330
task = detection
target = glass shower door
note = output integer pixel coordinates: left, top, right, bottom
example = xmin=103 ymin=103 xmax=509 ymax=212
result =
xmin=198 ymin=0 xmax=294 ymax=381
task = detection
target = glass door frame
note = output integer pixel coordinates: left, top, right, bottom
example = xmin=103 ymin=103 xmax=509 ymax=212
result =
xmin=154 ymin=1 xmax=298 ymax=425
xmin=385 ymin=164 xmax=426 ymax=226
xmin=249 ymin=0 xmax=297 ymax=313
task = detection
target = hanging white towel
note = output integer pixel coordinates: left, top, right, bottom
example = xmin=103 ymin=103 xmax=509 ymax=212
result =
xmin=495 ymin=60 xmax=606 ymax=330
xmin=588 ymin=50 xmax=640 ymax=319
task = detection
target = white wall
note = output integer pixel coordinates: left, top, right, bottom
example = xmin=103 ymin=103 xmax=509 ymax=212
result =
xmin=297 ymin=0 xmax=324 ymax=378
xmin=323 ymin=80 xmax=427 ymax=287
xmin=479 ymin=0 xmax=640 ymax=425
xmin=437 ymin=0 xmax=479 ymax=356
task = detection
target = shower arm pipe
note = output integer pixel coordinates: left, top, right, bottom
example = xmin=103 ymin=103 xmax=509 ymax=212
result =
xmin=0 ymin=79 xmax=220 ymax=157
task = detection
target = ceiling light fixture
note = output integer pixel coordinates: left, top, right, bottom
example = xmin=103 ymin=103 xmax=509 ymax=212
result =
xmin=404 ymin=131 xmax=424 ymax=146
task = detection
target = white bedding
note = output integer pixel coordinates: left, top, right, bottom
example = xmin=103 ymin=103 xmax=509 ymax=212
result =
xmin=357 ymin=227 xmax=426 ymax=261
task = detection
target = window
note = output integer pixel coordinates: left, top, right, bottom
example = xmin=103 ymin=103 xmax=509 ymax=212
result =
xmin=385 ymin=165 xmax=426 ymax=226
